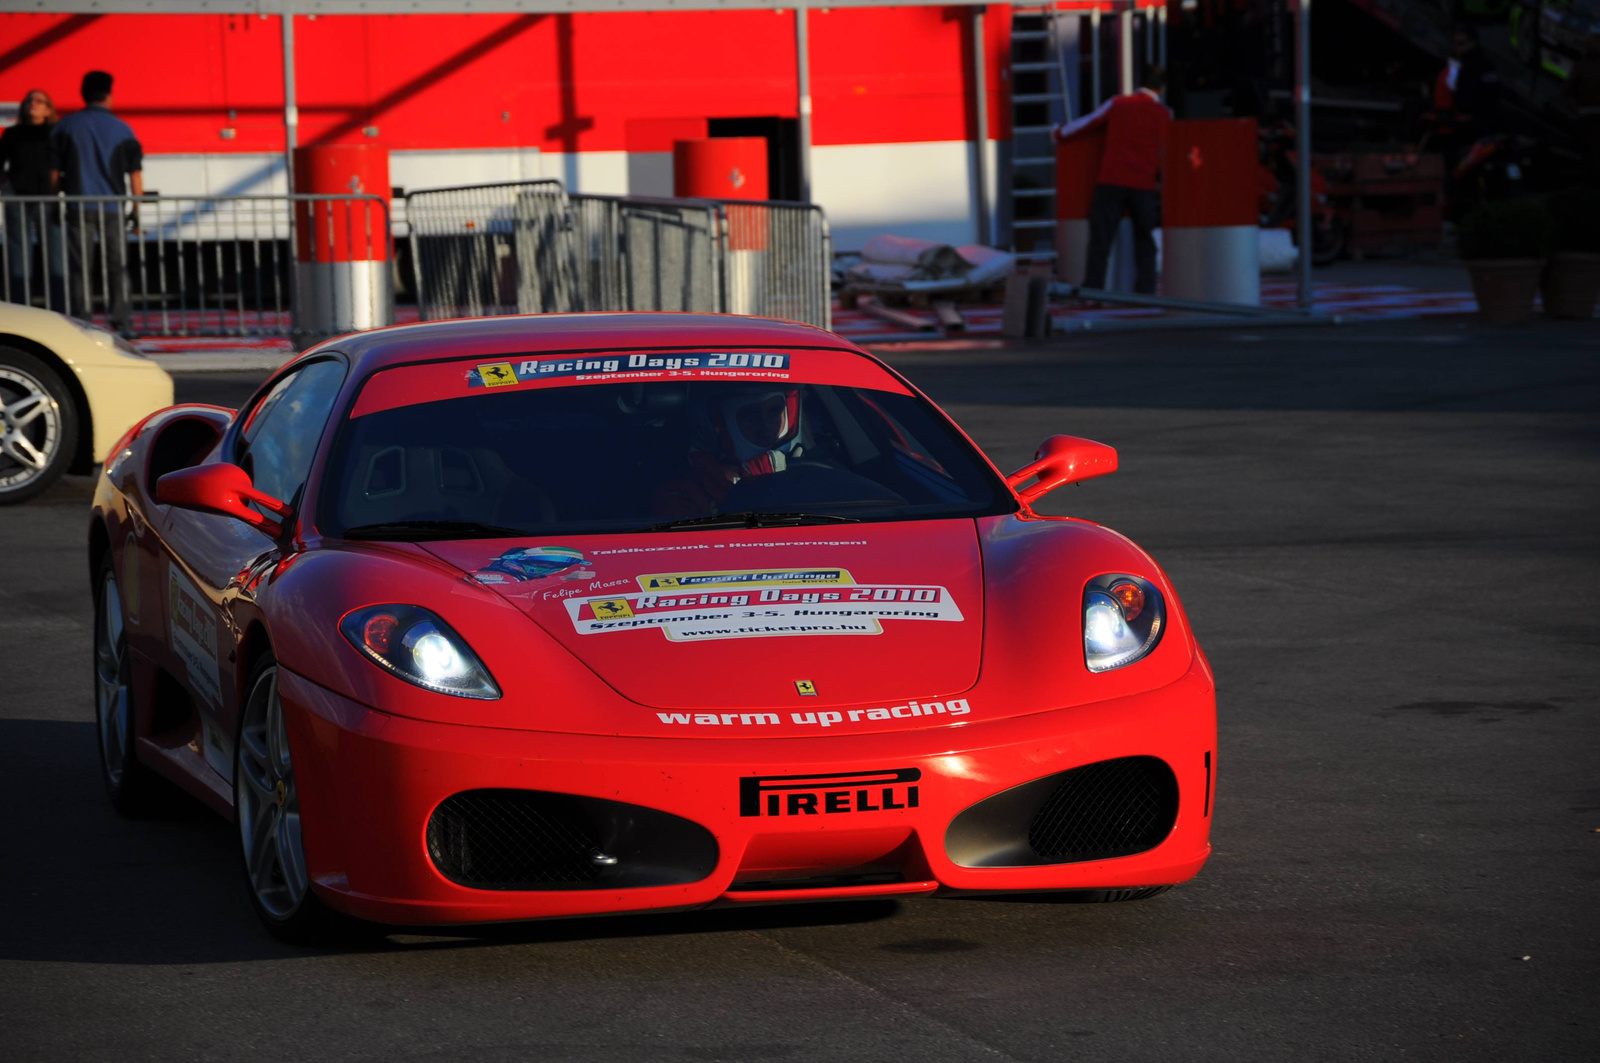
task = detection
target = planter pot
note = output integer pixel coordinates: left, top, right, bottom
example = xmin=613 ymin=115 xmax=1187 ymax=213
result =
xmin=1464 ymin=258 xmax=1544 ymax=324
xmin=1541 ymin=252 xmax=1600 ymax=320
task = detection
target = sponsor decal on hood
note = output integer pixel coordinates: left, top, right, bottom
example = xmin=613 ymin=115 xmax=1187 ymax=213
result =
xmin=565 ymin=571 xmax=963 ymax=642
xmin=472 ymin=546 xmax=594 ymax=584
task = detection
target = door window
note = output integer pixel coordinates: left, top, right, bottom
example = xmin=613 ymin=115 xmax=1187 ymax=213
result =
xmin=236 ymin=359 xmax=346 ymax=507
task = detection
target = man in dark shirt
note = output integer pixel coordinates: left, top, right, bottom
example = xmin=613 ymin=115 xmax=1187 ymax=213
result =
xmin=49 ymin=71 xmax=143 ymax=330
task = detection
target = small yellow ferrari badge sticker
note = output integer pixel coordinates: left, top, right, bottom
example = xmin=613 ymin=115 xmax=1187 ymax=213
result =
xmin=477 ymin=362 xmax=519 ymax=387
xmin=794 ymin=680 xmax=817 ymax=696
xmin=591 ymin=599 xmax=635 ymax=620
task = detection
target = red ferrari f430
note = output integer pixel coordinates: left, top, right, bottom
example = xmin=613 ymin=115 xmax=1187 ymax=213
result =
xmin=89 ymin=314 xmax=1215 ymax=942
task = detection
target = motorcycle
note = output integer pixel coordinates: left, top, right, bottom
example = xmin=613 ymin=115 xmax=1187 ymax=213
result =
xmin=1257 ymin=122 xmax=1347 ymax=266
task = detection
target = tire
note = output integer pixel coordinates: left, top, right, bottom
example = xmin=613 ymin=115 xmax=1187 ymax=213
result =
xmin=234 ymin=653 xmax=367 ymax=945
xmin=1312 ymin=222 xmax=1346 ymax=267
xmin=0 ymin=345 xmax=78 ymax=505
xmin=94 ymin=552 xmax=164 ymax=814
xmin=1061 ymin=886 xmax=1172 ymax=903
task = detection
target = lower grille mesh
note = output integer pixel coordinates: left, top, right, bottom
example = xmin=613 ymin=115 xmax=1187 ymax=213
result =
xmin=427 ymin=790 xmax=603 ymax=889
xmin=1026 ymin=756 xmax=1178 ymax=862
xmin=426 ymin=788 xmax=720 ymax=891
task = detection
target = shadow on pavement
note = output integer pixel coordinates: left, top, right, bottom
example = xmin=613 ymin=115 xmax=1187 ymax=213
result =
xmin=0 ymin=718 xmax=899 ymax=966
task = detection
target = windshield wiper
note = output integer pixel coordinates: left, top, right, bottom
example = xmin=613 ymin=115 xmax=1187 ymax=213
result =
xmin=635 ymin=511 xmax=862 ymax=533
xmin=342 ymin=519 xmax=529 ymax=541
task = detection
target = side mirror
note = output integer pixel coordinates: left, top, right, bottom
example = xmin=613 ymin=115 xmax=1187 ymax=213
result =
xmin=156 ymin=463 xmax=294 ymax=538
xmin=1006 ymin=435 xmax=1118 ymax=504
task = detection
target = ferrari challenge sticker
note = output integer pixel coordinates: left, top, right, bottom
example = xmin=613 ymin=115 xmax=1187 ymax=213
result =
xmin=637 ymin=567 xmax=853 ymax=591
xmin=564 ymin=575 xmax=963 ymax=642
xmin=467 ymin=352 xmax=791 ymax=389
xmin=167 ymin=564 xmax=222 ymax=710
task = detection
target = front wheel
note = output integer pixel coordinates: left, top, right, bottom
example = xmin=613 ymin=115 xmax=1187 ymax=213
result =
xmin=235 ymin=655 xmax=364 ymax=945
xmin=0 ymin=346 xmax=78 ymax=505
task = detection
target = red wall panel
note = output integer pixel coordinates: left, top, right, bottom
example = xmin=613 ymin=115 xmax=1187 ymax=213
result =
xmin=0 ymin=7 xmax=1008 ymax=155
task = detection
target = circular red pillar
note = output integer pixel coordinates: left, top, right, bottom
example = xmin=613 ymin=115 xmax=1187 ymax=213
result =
xmin=291 ymin=144 xmax=393 ymax=343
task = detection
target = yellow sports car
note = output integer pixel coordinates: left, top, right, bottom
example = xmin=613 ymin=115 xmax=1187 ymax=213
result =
xmin=0 ymin=303 xmax=173 ymax=504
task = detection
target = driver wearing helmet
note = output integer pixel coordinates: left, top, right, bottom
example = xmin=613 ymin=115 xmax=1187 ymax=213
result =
xmin=654 ymin=386 xmax=804 ymax=516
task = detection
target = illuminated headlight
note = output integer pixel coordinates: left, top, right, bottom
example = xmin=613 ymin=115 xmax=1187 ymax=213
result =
xmin=339 ymin=604 xmax=500 ymax=699
xmin=1083 ymin=574 xmax=1165 ymax=672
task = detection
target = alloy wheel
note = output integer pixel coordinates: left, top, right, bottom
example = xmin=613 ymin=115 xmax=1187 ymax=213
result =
xmin=93 ymin=569 xmax=131 ymax=788
xmin=236 ymin=667 xmax=309 ymax=921
xmin=0 ymin=365 xmax=62 ymax=494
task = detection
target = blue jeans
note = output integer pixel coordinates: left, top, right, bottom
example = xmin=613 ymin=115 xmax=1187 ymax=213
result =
xmin=3 ymin=201 xmax=67 ymax=310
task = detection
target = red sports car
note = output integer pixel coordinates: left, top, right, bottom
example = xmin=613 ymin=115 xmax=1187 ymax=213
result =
xmin=89 ymin=314 xmax=1215 ymax=942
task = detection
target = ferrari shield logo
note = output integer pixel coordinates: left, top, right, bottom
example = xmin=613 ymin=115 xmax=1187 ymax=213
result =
xmin=794 ymin=680 xmax=817 ymax=696
xmin=477 ymin=362 xmax=519 ymax=387
xmin=591 ymin=598 xmax=635 ymax=620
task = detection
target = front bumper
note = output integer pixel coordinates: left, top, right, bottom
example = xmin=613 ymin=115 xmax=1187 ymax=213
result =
xmin=281 ymin=660 xmax=1216 ymax=925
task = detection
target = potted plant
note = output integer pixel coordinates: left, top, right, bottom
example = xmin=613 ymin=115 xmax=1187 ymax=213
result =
xmin=1458 ymin=199 xmax=1552 ymax=324
xmin=1541 ymin=188 xmax=1600 ymax=319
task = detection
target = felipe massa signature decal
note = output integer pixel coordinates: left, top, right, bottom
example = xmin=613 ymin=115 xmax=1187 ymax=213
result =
xmin=564 ymin=569 xmax=963 ymax=642
xmin=469 ymin=352 xmax=791 ymax=389
xmin=656 ymin=698 xmax=972 ymax=728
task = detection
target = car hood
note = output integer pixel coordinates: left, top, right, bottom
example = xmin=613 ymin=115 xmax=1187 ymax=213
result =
xmin=420 ymin=520 xmax=984 ymax=712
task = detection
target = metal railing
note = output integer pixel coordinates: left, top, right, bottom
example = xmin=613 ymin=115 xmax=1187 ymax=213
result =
xmin=570 ymin=194 xmax=725 ymax=315
xmin=408 ymin=182 xmax=831 ymax=329
xmin=719 ymin=199 xmax=832 ymax=329
xmin=0 ymin=193 xmax=392 ymax=338
xmin=3 ymin=185 xmax=828 ymax=337
xmin=406 ymin=181 xmax=581 ymax=319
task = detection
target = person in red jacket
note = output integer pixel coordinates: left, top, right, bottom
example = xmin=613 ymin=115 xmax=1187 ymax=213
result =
xmin=1056 ymin=67 xmax=1173 ymax=294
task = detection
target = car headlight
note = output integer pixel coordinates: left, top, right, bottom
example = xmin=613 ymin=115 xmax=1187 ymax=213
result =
xmin=71 ymin=317 xmax=149 ymax=360
xmin=339 ymin=604 xmax=501 ymax=699
xmin=1083 ymin=574 xmax=1165 ymax=672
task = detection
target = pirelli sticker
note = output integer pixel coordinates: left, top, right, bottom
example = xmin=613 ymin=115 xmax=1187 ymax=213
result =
xmin=565 ymin=569 xmax=963 ymax=642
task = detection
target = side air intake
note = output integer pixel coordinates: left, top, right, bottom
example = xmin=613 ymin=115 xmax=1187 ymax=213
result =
xmin=944 ymin=756 xmax=1179 ymax=868
xmin=427 ymin=789 xmax=718 ymax=891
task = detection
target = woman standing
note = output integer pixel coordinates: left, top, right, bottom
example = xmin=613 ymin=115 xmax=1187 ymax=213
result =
xmin=1 ymin=90 xmax=64 ymax=307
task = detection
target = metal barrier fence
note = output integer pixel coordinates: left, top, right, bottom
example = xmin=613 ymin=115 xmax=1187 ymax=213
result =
xmin=409 ymin=182 xmax=831 ymax=329
xmin=0 ymin=193 xmax=392 ymax=338
xmin=569 ymin=194 xmax=725 ymax=315
xmin=406 ymin=181 xmax=581 ymax=319
xmin=719 ymin=200 xmax=831 ymax=328
xmin=2 ymin=186 xmax=827 ymax=337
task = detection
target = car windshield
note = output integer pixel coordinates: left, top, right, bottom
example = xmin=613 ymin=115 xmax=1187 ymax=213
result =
xmin=322 ymin=370 xmax=1014 ymax=539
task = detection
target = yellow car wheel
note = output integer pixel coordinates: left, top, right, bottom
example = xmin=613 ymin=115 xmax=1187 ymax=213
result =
xmin=0 ymin=345 xmax=78 ymax=504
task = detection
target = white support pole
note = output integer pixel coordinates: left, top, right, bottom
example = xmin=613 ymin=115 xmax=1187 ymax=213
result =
xmin=282 ymin=13 xmax=297 ymax=194
xmin=972 ymin=5 xmax=991 ymax=246
xmin=1119 ymin=3 xmax=1134 ymax=95
xmin=1091 ymin=8 xmax=1102 ymax=107
xmin=796 ymin=4 xmax=813 ymax=203
xmin=1159 ymin=2 xmax=1167 ymax=69
xmin=1295 ymin=0 xmax=1313 ymax=309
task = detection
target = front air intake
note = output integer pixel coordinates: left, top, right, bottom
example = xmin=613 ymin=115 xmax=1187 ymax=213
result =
xmin=945 ymin=756 xmax=1180 ymax=868
xmin=427 ymin=789 xmax=718 ymax=891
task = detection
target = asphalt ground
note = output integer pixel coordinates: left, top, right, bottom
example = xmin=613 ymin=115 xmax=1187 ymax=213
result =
xmin=2 ymin=317 xmax=1596 ymax=1062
